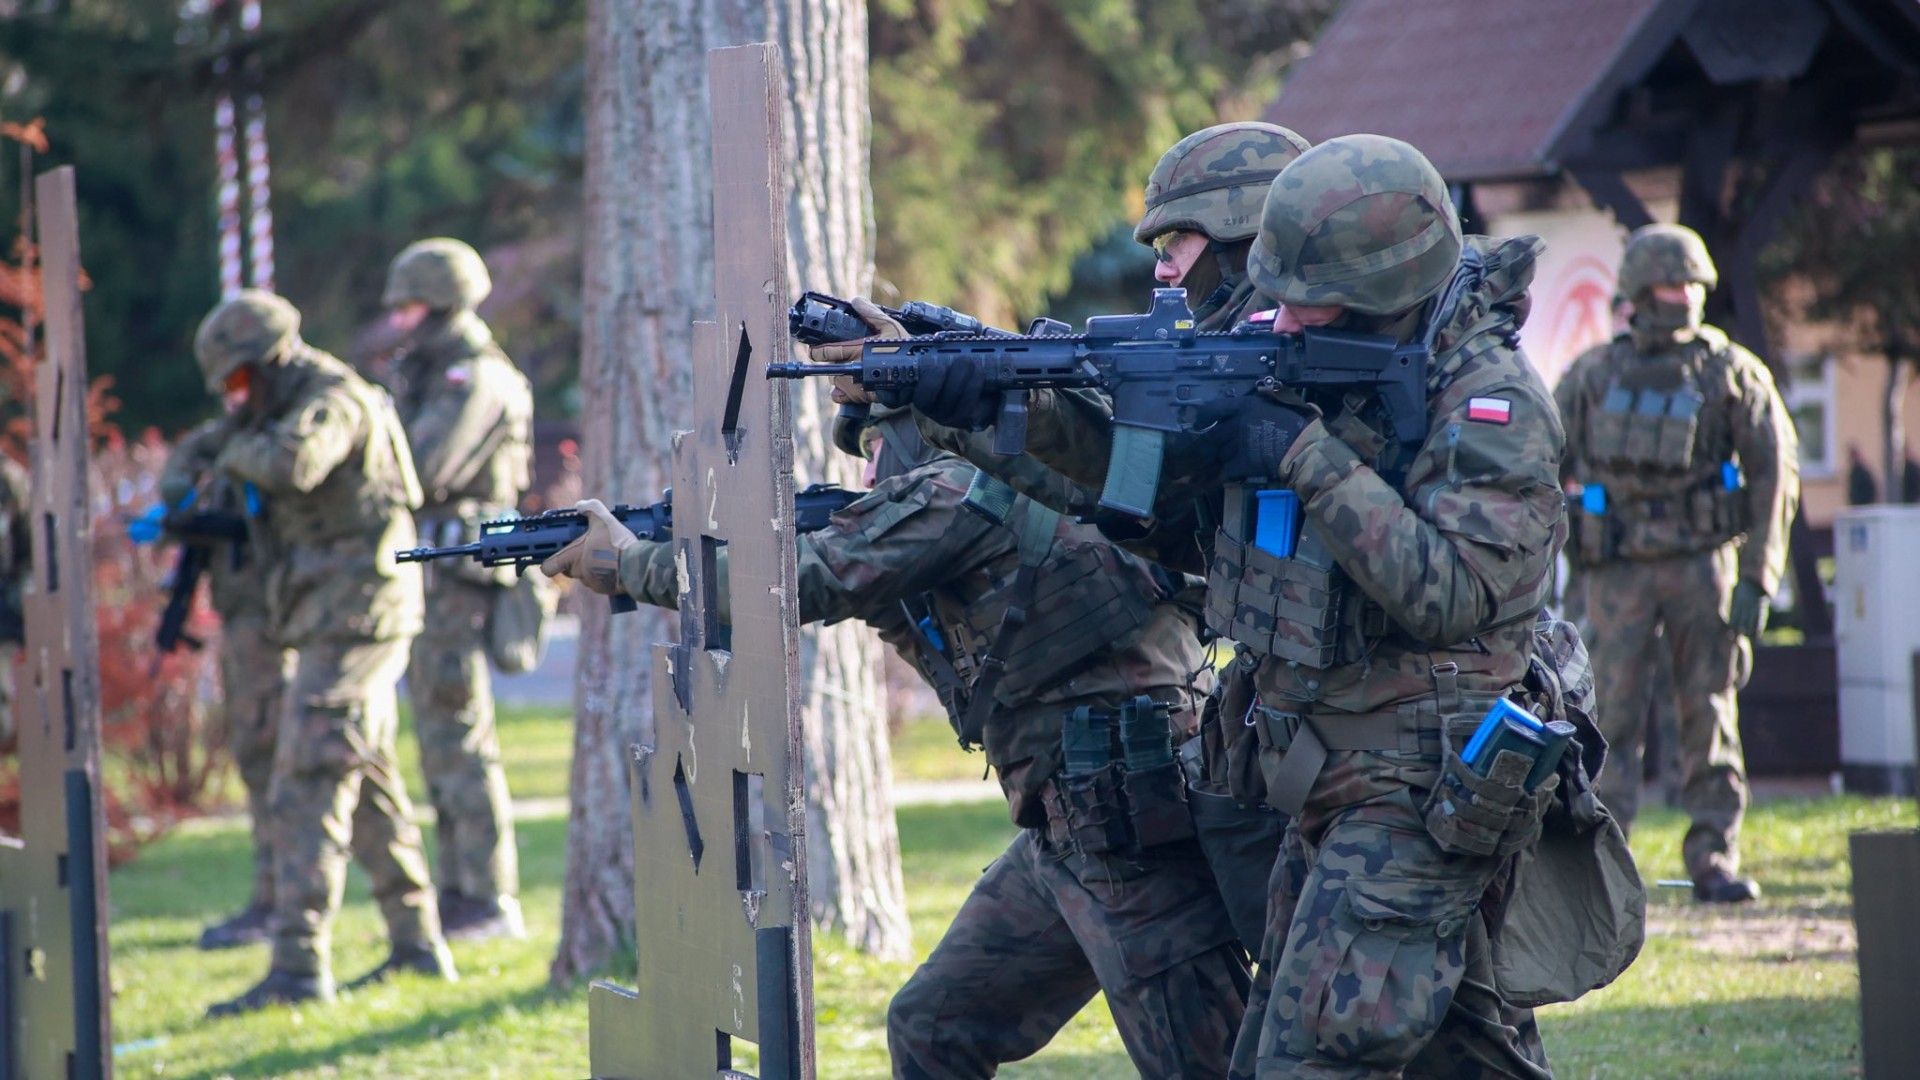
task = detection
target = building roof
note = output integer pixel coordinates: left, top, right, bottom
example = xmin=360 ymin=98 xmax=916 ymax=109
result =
xmin=1265 ymin=0 xmax=1676 ymax=182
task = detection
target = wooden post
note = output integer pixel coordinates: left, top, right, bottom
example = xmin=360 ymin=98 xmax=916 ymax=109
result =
xmin=586 ymin=44 xmax=812 ymax=1079
xmin=0 ymin=166 xmax=111 ymax=1080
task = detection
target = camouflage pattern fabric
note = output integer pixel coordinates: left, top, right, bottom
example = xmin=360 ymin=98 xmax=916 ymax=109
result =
xmin=266 ymin=637 xmax=440 ymax=978
xmin=392 ymin=310 xmax=533 ymax=906
xmin=1135 ymin=121 xmax=1312 ymax=245
xmin=616 ymin=451 xmax=1250 ymax=1073
xmin=1581 ymin=550 xmax=1749 ymax=878
xmin=987 ymin=230 xmax=1568 ymax=1075
xmin=1615 ymin=223 xmax=1717 ymax=298
xmin=164 ymin=417 xmax=288 ymax=909
xmin=1556 ymin=301 xmax=1798 ymax=880
xmin=889 ymin=829 xmax=1248 ymax=1079
xmin=1232 ymin=749 xmax=1552 ymax=1079
xmin=193 ymin=289 xmax=299 ymax=391
xmin=212 ymin=336 xmax=438 ymax=981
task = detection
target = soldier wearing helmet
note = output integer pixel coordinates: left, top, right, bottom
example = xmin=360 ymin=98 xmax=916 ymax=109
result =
xmin=196 ymin=291 xmax=454 ymax=1017
xmin=548 ymin=298 xmax=1250 ymax=1075
xmin=899 ymin=134 xmax=1580 ymax=1077
xmin=1136 ymin=121 xmax=1312 ymax=331
xmin=1555 ymin=222 xmax=1799 ymax=905
xmin=383 ymin=238 xmax=537 ymax=943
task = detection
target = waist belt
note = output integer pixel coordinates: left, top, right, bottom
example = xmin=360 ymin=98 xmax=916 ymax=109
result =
xmin=1248 ymin=690 xmax=1498 ymax=815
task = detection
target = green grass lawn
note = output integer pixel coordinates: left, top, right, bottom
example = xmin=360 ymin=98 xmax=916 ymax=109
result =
xmin=107 ymin=705 xmax=1914 ymax=1077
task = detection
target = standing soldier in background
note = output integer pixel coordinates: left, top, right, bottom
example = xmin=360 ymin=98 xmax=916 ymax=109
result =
xmin=194 ymin=290 xmax=453 ymax=1016
xmin=162 ymin=418 xmax=291 ymax=950
xmin=1556 ymin=223 xmax=1799 ymax=903
xmin=384 ymin=239 xmax=534 ymax=941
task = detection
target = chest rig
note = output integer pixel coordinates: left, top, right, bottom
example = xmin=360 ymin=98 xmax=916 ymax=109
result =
xmin=1572 ymin=334 xmax=1747 ymax=563
xmin=898 ymin=469 xmax=1161 ymax=751
xmin=1203 ymin=396 xmax=1407 ymax=671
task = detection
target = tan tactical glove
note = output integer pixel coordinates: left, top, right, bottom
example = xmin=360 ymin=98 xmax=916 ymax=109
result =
xmin=805 ymin=296 xmax=907 ymax=406
xmin=540 ymin=499 xmax=639 ymax=596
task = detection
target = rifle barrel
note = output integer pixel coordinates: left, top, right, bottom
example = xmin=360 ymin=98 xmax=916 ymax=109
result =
xmin=394 ymin=542 xmax=482 ymax=563
xmin=767 ymin=362 xmax=860 ymax=378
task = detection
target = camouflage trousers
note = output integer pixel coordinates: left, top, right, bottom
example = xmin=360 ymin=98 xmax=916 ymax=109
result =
xmin=0 ymin=642 xmax=16 ymax=746
xmin=268 ymin=636 xmax=442 ymax=978
xmin=888 ymin=828 xmax=1247 ymax=1078
xmin=1584 ymin=546 xmax=1750 ymax=880
xmin=218 ymin=613 xmax=290 ymax=911
xmin=407 ymin=572 xmax=517 ymax=902
xmin=1231 ymin=745 xmax=1552 ymax=1079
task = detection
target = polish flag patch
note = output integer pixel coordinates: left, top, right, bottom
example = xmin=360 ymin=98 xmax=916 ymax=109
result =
xmin=1246 ymin=308 xmax=1278 ymax=324
xmin=444 ymin=363 xmax=472 ymax=386
xmin=1467 ymin=397 xmax=1512 ymax=424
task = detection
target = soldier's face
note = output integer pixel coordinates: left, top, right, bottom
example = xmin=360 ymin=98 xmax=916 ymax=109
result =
xmin=223 ymin=364 xmax=254 ymax=409
xmin=387 ymin=302 xmax=430 ymax=334
xmin=1648 ymin=283 xmax=1704 ymax=307
xmin=1152 ymin=230 xmax=1209 ymax=286
xmin=1271 ymin=303 xmax=1346 ymax=333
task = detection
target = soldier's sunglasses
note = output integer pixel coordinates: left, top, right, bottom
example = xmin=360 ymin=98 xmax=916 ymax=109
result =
xmin=1152 ymin=230 xmax=1201 ymax=264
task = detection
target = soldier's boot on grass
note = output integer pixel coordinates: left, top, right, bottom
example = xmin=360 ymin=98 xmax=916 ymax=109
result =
xmin=443 ymin=892 xmax=526 ymax=942
xmin=1693 ymin=868 xmax=1760 ymax=904
xmin=205 ymin=968 xmax=336 ymax=1018
xmin=344 ymin=939 xmax=459 ymax=991
xmin=198 ymin=903 xmax=274 ymax=950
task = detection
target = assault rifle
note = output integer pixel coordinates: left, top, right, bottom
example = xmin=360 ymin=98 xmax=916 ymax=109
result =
xmin=394 ymin=482 xmax=865 ymax=614
xmin=155 ymin=509 xmax=251 ymax=654
xmin=769 ymin=287 xmax=1428 ymax=518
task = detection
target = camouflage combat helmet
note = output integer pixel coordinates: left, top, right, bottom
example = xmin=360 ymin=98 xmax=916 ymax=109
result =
xmin=383 ymin=237 xmax=492 ymax=312
xmin=1247 ymin=133 xmax=1464 ymax=316
xmin=194 ymin=289 xmax=300 ymax=392
xmin=1135 ymin=122 xmax=1313 ymax=246
xmin=1617 ymin=223 xmax=1718 ymax=298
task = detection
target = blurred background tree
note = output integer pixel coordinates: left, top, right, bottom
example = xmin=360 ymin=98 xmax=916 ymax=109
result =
xmin=0 ymin=0 xmax=1331 ymax=431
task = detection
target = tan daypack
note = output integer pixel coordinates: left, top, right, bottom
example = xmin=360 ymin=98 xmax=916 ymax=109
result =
xmin=1489 ymin=611 xmax=1647 ymax=1007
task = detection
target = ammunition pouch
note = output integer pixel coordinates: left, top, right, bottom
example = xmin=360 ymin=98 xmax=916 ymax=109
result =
xmin=1588 ymin=382 xmax=1704 ymax=472
xmin=1203 ymin=527 xmax=1383 ymax=669
xmin=1422 ymin=713 xmax=1557 ymax=859
xmin=1570 ymin=476 xmax=1746 ymax=566
xmin=1044 ymin=698 xmax=1196 ymax=855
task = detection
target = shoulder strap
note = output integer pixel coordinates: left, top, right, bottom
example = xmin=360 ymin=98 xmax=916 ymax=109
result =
xmin=952 ymin=490 xmax=1061 ymax=747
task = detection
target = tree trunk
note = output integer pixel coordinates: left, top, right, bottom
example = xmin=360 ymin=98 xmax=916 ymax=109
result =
xmin=557 ymin=0 xmax=907 ymax=984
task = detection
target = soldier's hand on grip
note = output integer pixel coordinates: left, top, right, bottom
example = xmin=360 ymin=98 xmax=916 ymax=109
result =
xmin=806 ymin=296 xmax=907 ymax=406
xmin=540 ymin=499 xmax=639 ymax=596
xmin=877 ymin=352 xmax=999 ymax=431
xmin=1728 ymin=578 xmax=1769 ymax=639
xmin=1191 ymin=388 xmax=1317 ymax=482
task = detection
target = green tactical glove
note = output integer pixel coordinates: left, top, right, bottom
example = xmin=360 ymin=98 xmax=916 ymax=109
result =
xmin=1728 ymin=578 xmax=1769 ymax=640
xmin=540 ymin=499 xmax=639 ymax=596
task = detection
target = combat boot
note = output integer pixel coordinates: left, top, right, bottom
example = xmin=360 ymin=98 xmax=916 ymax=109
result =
xmin=343 ymin=939 xmax=459 ymax=991
xmin=198 ymin=903 xmax=273 ymax=950
xmin=443 ymin=894 xmax=526 ymax=942
xmin=205 ymin=969 xmax=335 ymax=1018
xmin=1693 ymin=869 xmax=1760 ymax=904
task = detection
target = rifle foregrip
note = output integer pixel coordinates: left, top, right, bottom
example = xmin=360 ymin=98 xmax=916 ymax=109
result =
xmin=992 ymin=390 xmax=1029 ymax=456
xmin=1098 ymin=425 xmax=1165 ymax=520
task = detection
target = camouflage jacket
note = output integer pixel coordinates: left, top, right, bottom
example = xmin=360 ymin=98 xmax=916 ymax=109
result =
xmin=0 ymin=453 xmax=25 ymax=643
xmin=965 ymin=235 xmax=1567 ymax=715
xmin=1554 ymin=324 xmax=1799 ymax=592
xmin=161 ymin=417 xmax=272 ymax=621
xmin=390 ymin=311 xmax=534 ymax=519
xmin=215 ymin=344 xmax=424 ymax=646
xmin=617 ymin=453 xmax=1209 ymax=828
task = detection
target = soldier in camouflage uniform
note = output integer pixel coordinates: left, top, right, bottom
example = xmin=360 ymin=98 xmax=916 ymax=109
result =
xmin=543 ymin=394 xmax=1247 ymax=1078
xmin=194 ymin=291 xmax=454 ymax=1017
xmin=898 ymin=135 xmax=1568 ymax=1077
xmin=1555 ymin=224 xmax=1799 ymax=903
xmin=162 ymin=418 xmax=293 ymax=950
xmin=384 ymin=238 xmax=535 ymax=940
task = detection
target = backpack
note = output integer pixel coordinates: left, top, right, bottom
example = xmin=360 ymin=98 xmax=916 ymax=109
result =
xmin=1488 ymin=611 xmax=1647 ymax=1007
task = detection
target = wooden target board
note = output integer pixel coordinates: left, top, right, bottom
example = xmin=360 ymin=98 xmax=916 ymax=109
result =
xmin=586 ymin=43 xmax=814 ymax=1080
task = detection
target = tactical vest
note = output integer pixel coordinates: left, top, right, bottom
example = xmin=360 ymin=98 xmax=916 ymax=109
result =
xmin=396 ymin=313 xmax=534 ymax=516
xmin=1570 ymin=332 xmax=1748 ymax=565
xmin=899 ymin=472 xmax=1163 ymax=751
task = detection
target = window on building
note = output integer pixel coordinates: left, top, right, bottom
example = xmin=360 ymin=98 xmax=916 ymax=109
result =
xmin=1784 ymin=353 xmax=1836 ymax=479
